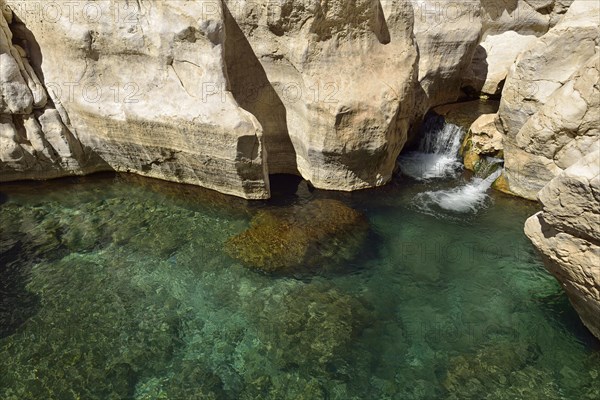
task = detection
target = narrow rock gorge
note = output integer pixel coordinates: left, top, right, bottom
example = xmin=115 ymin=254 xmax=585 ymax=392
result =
xmin=3 ymin=0 xmax=588 ymax=198
xmin=1 ymin=1 xmax=599 ymax=392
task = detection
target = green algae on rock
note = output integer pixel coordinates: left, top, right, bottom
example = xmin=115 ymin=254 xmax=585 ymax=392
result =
xmin=1 ymin=172 xmax=599 ymax=399
xmin=443 ymin=340 xmax=600 ymax=400
xmin=225 ymin=199 xmax=369 ymax=274
xmin=249 ymin=281 xmax=371 ymax=368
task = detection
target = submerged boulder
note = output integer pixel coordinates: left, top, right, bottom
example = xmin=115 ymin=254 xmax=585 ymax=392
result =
xmin=444 ymin=341 xmax=569 ymax=400
xmin=226 ymin=199 xmax=368 ymax=274
xmin=250 ymin=281 xmax=370 ymax=369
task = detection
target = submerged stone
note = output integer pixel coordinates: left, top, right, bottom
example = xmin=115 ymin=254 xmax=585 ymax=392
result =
xmin=242 ymin=281 xmax=372 ymax=373
xmin=443 ymin=340 xmax=599 ymax=400
xmin=225 ymin=199 xmax=369 ymax=274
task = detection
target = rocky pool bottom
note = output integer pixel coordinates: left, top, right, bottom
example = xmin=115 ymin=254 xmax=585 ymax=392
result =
xmin=1 ymin=172 xmax=599 ymax=400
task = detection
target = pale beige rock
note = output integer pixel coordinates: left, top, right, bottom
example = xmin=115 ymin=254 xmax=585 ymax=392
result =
xmin=504 ymin=50 xmax=599 ymax=199
xmin=412 ymin=0 xmax=482 ymax=108
xmin=14 ymin=44 xmax=47 ymax=109
xmin=469 ymin=113 xmax=503 ymax=155
xmin=524 ymin=149 xmax=600 ymax=340
xmin=0 ymin=0 xmax=91 ymax=180
xmin=462 ymin=31 xmax=538 ymax=95
xmin=0 ymin=0 xmax=590 ymax=201
xmin=2 ymin=0 xmax=423 ymax=196
xmin=3 ymin=0 xmax=270 ymax=199
xmin=226 ymin=0 xmax=419 ymax=191
xmin=537 ymin=147 xmax=600 ymax=243
xmin=498 ymin=0 xmax=598 ymax=138
xmin=487 ymin=0 xmax=600 ymax=199
xmin=0 ymin=8 xmax=33 ymax=114
xmin=481 ymin=0 xmax=573 ymax=35
xmin=463 ymin=0 xmax=574 ymax=98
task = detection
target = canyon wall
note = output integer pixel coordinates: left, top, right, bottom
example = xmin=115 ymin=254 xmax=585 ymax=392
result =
xmin=468 ymin=0 xmax=598 ymax=199
xmin=0 ymin=3 xmax=98 ymax=181
xmin=224 ymin=0 xmax=418 ymax=191
xmin=1 ymin=0 xmax=271 ymax=199
xmin=0 ymin=0 xmax=421 ymax=197
xmin=462 ymin=0 xmax=599 ymax=341
xmin=499 ymin=0 xmax=599 ymax=199
xmin=1 ymin=0 xmax=576 ymax=198
xmin=525 ymin=149 xmax=600 ymax=339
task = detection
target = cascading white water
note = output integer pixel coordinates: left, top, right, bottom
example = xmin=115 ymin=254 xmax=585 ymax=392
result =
xmin=398 ymin=119 xmax=465 ymax=180
xmin=399 ymin=116 xmax=503 ymax=216
xmin=414 ymin=168 xmax=503 ymax=216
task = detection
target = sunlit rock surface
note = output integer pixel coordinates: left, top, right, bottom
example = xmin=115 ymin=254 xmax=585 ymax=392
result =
xmin=460 ymin=0 xmax=599 ymax=200
xmin=411 ymin=0 xmax=482 ymax=110
xmin=0 ymin=3 xmax=96 ymax=180
xmin=1 ymin=0 xmax=420 ymax=196
xmin=461 ymin=113 xmax=503 ymax=171
xmin=1 ymin=0 xmax=270 ymax=199
xmin=225 ymin=0 xmax=419 ymax=191
xmin=498 ymin=0 xmax=599 ymax=199
xmin=525 ymin=149 xmax=600 ymax=340
xmin=2 ymin=0 xmax=594 ymax=202
xmin=462 ymin=31 xmax=538 ymax=96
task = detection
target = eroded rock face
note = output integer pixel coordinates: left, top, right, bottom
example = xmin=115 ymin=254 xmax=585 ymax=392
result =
xmin=498 ymin=0 xmax=598 ymax=140
xmin=524 ymin=149 xmax=600 ymax=340
xmin=412 ymin=0 xmax=482 ymax=109
xmin=225 ymin=199 xmax=369 ymax=274
xmin=462 ymin=0 xmax=574 ymax=97
xmin=461 ymin=113 xmax=503 ymax=171
xmin=226 ymin=0 xmax=419 ymax=191
xmin=1 ymin=0 xmax=422 ymax=197
xmin=1 ymin=0 xmax=591 ymax=202
xmin=481 ymin=0 xmax=573 ymax=35
xmin=0 ymin=4 xmax=97 ymax=180
xmin=462 ymin=31 xmax=538 ymax=96
xmin=504 ymin=52 xmax=599 ymax=199
xmin=472 ymin=0 xmax=600 ymax=199
xmin=2 ymin=0 xmax=270 ymax=199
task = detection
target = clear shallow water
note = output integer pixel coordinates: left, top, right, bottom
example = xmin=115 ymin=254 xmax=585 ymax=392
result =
xmin=1 ymin=172 xmax=598 ymax=400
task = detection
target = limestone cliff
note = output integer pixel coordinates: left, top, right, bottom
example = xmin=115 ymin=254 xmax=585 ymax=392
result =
xmin=2 ymin=0 xmax=584 ymax=199
xmin=412 ymin=0 xmax=482 ymax=109
xmin=463 ymin=0 xmax=574 ymax=96
xmin=467 ymin=0 xmax=598 ymax=199
xmin=1 ymin=0 xmax=270 ymax=199
xmin=224 ymin=0 xmax=418 ymax=191
xmin=0 ymin=3 xmax=98 ymax=181
xmin=3 ymin=0 xmax=591 ymax=200
xmin=1 ymin=0 xmax=421 ymax=197
xmin=525 ymin=148 xmax=600 ymax=340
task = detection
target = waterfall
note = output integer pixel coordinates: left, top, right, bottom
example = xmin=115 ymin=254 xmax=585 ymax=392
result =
xmin=414 ymin=169 xmax=503 ymax=216
xmin=398 ymin=115 xmax=503 ymax=217
xmin=474 ymin=156 xmax=504 ymax=179
xmin=397 ymin=117 xmax=465 ymax=180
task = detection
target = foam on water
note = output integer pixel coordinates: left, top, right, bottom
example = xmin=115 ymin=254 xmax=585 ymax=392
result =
xmin=414 ymin=169 xmax=503 ymax=216
xmin=400 ymin=115 xmax=504 ymax=217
